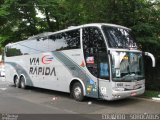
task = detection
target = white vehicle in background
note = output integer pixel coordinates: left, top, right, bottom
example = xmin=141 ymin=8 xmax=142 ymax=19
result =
xmin=4 ymin=23 xmax=155 ymax=101
xmin=0 ymin=55 xmax=5 ymax=77
xmin=0 ymin=68 xmax=5 ymax=77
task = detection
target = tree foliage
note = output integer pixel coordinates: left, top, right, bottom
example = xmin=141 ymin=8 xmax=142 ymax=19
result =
xmin=0 ymin=0 xmax=160 ymax=55
xmin=0 ymin=0 xmax=160 ymax=89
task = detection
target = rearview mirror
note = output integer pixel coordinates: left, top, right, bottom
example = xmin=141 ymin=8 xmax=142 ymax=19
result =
xmin=144 ymin=52 xmax=156 ymax=67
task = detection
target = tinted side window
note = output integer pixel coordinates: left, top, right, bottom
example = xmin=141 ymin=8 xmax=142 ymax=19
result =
xmin=64 ymin=29 xmax=80 ymax=49
xmin=20 ymin=40 xmax=38 ymax=55
xmin=5 ymin=39 xmax=49 ymax=57
xmin=83 ymin=27 xmax=109 ymax=80
xmin=48 ymin=29 xmax=80 ymax=51
xmin=48 ymin=33 xmax=67 ymax=51
xmin=30 ymin=39 xmax=48 ymax=54
xmin=20 ymin=39 xmax=49 ymax=54
xmin=6 ymin=44 xmax=23 ymax=57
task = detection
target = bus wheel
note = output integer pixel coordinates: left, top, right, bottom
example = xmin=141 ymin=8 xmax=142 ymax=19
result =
xmin=20 ymin=76 xmax=26 ymax=89
xmin=14 ymin=76 xmax=20 ymax=88
xmin=72 ymin=82 xmax=84 ymax=101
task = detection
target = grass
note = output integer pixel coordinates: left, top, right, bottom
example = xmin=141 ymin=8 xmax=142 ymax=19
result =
xmin=143 ymin=90 xmax=160 ymax=98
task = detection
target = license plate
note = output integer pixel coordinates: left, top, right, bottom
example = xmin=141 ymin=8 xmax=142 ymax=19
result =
xmin=131 ymin=92 xmax=137 ymax=96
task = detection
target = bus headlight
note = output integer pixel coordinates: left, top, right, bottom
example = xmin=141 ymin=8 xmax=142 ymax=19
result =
xmin=112 ymin=94 xmax=121 ymax=98
xmin=113 ymin=87 xmax=125 ymax=91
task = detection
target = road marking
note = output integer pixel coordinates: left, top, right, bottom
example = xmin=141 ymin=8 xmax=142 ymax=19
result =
xmin=0 ymin=88 xmax=7 ymax=91
xmin=152 ymin=97 xmax=160 ymax=101
xmin=0 ymin=77 xmax=6 ymax=81
xmin=132 ymin=97 xmax=160 ymax=103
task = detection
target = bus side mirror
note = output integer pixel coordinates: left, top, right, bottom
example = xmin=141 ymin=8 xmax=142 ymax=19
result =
xmin=144 ymin=52 xmax=156 ymax=67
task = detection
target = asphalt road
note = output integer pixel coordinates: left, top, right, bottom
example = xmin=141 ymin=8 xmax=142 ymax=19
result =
xmin=0 ymin=77 xmax=160 ymax=119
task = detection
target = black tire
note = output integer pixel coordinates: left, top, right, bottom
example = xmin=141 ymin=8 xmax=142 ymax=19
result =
xmin=14 ymin=76 xmax=20 ymax=88
xmin=71 ymin=82 xmax=84 ymax=101
xmin=20 ymin=76 xmax=26 ymax=89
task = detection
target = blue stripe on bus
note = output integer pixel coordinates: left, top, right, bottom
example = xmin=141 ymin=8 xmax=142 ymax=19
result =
xmin=6 ymin=62 xmax=34 ymax=86
xmin=52 ymin=51 xmax=98 ymax=98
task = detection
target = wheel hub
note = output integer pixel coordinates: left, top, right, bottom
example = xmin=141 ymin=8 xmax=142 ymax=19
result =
xmin=74 ymin=87 xmax=81 ymax=98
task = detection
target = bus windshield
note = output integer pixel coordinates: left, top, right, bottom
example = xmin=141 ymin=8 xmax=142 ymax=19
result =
xmin=111 ymin=51 xmax=144 ymax=81
xmin=102 ymin=25 xmax=137 ymax=49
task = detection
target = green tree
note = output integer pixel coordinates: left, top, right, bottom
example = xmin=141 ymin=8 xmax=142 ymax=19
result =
xmin=0 ymin=0 xmax=160 ymax=55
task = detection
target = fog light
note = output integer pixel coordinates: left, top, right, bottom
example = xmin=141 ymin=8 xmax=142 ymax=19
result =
xmin=131 ymin=92 xmax=137 ymax=96
xmin=113 ymin=94 xmax=121 ymax=98
xmin=113 ymin=94 xmax=118 ymax=98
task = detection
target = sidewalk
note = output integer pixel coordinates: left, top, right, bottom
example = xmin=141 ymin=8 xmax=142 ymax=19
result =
xmin=133 ymin=95 xmax=160 ymax=103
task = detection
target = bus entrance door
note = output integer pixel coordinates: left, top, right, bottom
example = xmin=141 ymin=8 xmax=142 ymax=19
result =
xmin=97 ymin=51 xmax=110 ymax=99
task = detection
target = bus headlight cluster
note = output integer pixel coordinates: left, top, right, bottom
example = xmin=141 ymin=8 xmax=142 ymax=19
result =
xmin=112 ymin=94 xmax=121 ymax=98
xmin=113 ymin=87 xmax=124 ymax=91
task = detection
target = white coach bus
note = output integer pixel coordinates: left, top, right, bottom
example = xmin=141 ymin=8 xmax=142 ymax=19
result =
xmin=4 ymin=23 xmax=155 ymax=101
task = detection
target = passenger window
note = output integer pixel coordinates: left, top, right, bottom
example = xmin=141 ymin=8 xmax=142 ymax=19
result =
xmin=48 ymin=33 xmax=68 ymax=51
xmin=20 ymin=40 xmax=39 ymax=54
xmin=64 ymin=29 xmax=80 ymax=49
xmin=83 ymin=27 xmax=109 ymax=80
xmin=6 ymin=44 xmax=23 ymax=57
xmin=48 ymin=29 xmax=80 ymax=51
xmin=34 ymin=38 xmax=49 ymax=53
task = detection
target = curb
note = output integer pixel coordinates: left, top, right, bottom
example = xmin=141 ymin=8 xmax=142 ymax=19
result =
xmin=131 ymin=97 xmax=160 ymax=103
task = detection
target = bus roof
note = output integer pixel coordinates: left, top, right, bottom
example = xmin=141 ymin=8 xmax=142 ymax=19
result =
xmin=28 ymin=32 xmax=53 ymax=40
xmin=5 ymin=23 xmax=130 ymax=46
xmin=54 ymin=23 xmax=130 ymax=33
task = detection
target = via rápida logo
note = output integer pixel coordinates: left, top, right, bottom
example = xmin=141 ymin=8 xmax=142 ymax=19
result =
xmin=29 ymin=55 xmax=56 ymax=76
xmin=42 ymin=55 xmax=54 ymax=64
